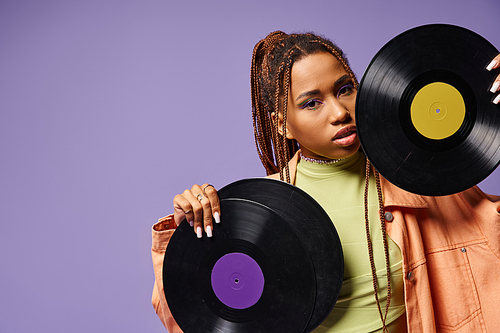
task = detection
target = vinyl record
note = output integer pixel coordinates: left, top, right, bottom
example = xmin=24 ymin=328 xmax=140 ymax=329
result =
xmin=163 ymin=198 xmax=316 ymax=333
xmin=218 ymin=178 xmax=343 ymax=332
xmin=356 ymin=24 xmax=500 ymax=195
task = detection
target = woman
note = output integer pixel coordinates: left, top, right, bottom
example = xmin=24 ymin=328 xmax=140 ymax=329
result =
xmin=152 ymin=31 xmax=500 ymax=332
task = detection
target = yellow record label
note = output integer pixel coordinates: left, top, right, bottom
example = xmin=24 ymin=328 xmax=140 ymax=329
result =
xmin=410 ymin=82 xmax=465 ymax=140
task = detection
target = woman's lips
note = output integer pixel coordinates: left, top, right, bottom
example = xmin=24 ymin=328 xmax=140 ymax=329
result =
xmin=333 ymin=126 xmax=357 ymax=146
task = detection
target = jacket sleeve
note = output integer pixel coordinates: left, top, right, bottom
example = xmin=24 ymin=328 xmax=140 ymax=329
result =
xmin=151 ymin=215 xmax=183 ymax=333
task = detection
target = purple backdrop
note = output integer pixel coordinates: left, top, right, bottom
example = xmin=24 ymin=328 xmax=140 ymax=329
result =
xmin=1 ymin=0 xmax=499 ymax=332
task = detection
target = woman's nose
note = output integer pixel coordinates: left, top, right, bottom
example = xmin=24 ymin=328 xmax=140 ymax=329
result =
xmin=329 ymin=100 xmax=352 ymax=124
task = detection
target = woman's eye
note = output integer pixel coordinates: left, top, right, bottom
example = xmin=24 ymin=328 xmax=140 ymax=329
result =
xmin=299 ymin=98 xmax=324 ymax=110
xmin=337 ymin=83 xmax=355 ymax=98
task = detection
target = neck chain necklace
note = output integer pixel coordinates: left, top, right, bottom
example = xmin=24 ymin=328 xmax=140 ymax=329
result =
xmin=300 ymin=153 xmax=344 ymax=165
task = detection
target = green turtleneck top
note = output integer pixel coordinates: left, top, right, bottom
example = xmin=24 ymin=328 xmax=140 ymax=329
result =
xmin=296 ymin=151 xmax=406 ymax=333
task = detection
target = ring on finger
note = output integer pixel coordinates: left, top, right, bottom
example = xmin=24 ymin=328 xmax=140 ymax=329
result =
xmin=202 ymin=184 xmax=215 ymax=193
xmin=184 ymin=209 xmax=192 ymax=214
xmin=197 ymin=194 xmax=204 ymax=202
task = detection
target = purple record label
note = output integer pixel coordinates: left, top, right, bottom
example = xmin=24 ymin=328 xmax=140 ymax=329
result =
xmin=211 ymin=252 xmax=265 ymax=309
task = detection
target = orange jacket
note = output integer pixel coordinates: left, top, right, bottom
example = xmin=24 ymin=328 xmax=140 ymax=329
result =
xmin=151 ymin=152 xmax=500 ymax=332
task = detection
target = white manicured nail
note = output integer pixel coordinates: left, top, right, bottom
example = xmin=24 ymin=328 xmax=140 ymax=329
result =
xmin=189 ymin=220 xmax=194 ymax=227
xmin=486 ymin=59 xmax=497 ymax=71
xmin=214 ymin=211 xmax=220 ymax=223
xmin=206 ymin=225 xmax=212 ymax=237
xmin=493 ymin=94 xmax=500 ymax=105
xmin=196 ymin=226 xmax=202 ymax=238
xmin=490 ymin=81 xmax=500 ymax=93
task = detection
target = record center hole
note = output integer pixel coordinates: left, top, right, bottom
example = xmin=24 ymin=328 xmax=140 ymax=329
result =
xmin=234 ymin=279 xmax=239 ymax=284
xmin=436 ymin=108 xmax=441 ymax=113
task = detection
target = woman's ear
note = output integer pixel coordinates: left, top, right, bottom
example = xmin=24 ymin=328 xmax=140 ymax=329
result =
xmin=271 ymin=112 xmax=295 ymax=139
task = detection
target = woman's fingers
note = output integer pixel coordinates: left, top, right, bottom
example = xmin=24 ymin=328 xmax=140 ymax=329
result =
xmin=202 ymin=183 xmax=220 ymax=223
xmin=486 ymin=54 xmax=500 ymax=71
xmin=173 ymin=193 xmax=194 ymax=227
xmin=185 ymin=185 xmax=206 ymax=238
xmin=486 ymin=54 xmax=500 ymax=104
xmin=172 ymin=184 xmax=220 ymax=238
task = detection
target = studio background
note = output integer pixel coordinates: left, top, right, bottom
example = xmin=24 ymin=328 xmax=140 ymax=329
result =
xmin=1 ymin=0 xmax=499 ymax=332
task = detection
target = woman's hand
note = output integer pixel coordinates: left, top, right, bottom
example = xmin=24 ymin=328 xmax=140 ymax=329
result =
xmin=173 ymin=183 xmax=220 ymax=238
xmin=487 ymin=54 xmax=500 ymax=104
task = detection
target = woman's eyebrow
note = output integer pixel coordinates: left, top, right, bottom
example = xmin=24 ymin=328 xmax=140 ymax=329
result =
xmin=335 ymin=74 xmax=351 ymax=86
xmin=295 ymin=89 xmax=321 ymax=102
xmin=294 ymin=74 xmax=352 ymax=102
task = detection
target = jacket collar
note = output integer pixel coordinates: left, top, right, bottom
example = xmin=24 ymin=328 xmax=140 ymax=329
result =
xmin=268 ymin=150 xmax=428 ymax=209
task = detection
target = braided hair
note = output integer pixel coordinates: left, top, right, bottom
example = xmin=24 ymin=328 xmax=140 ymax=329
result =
xmin=250 ymin=31 xmax=358 ymax=182
xmin=250 ymin=32 xmax=392 ymax=331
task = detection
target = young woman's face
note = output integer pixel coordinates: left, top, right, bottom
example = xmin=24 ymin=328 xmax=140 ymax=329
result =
xmin=284 ymin=52 xmax=360 ymax=160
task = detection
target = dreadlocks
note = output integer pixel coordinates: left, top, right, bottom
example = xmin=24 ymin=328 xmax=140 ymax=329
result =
xmin=250 ymin=31 xmax=358 ymax=182
xmin=250 ymin=31 xmax=392 ymax=331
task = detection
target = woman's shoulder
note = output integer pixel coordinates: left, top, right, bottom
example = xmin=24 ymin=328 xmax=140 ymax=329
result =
xmin=381 ymin=175 xmax=500 ymax=214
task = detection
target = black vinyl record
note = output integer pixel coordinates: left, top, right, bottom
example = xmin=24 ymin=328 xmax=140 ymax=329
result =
xmin=356 ymin=24 xmax=500 ymax=196
xmin=218 ymin=178 xmax=343 ymax=332
xmin=163 ymin=198 xmax=316 ymax=333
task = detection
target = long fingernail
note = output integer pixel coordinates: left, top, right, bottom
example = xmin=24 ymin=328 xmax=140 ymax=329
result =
xmin=214 ymin=211 xmax=220 ymax=223
xmin=493 ymin=94 xmax=500 ymax=105
xmin=196 ymin=226 xmax=202 ymax=238
xmin=189 ymin=220 xmax=194 ymax=227
xmin=206 ymin=225 xmax=212 ymax=237
xmin=490 ymin=81 xmax=500 ymax=93
xmin=487 ymin=60 xmax=497 ymax=71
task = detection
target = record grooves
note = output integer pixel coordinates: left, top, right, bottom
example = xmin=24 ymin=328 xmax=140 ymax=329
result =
xmin=160 ymin=23 xmax=500 ymax=332
xmin=218 ymin=178 xmax=343 ymax=332
xmin=399 ymin=69 xmax=477 ymax=152
xmin=163 ymin=179 xmax=344 ymax=332
xmin=164 ymin=197 xmax=318 ymax=333
xmin=198 ymin=239 xmax=273 ymax=323
xmin=356 ymin=24 xmax=500 ymax=195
